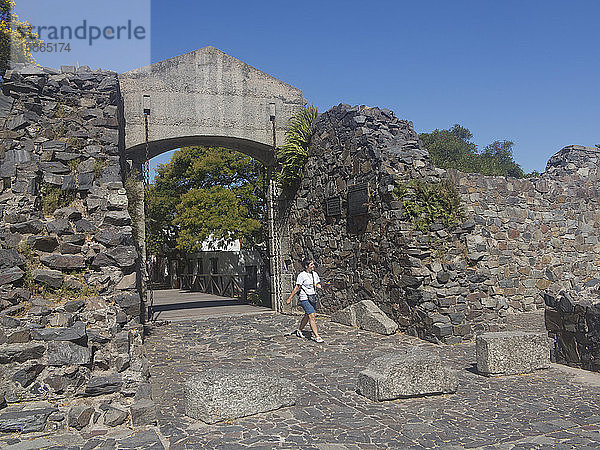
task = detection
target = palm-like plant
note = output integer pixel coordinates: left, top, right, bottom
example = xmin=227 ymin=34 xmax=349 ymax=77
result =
xmin=277 ymin=105 xmax=318 ymax=188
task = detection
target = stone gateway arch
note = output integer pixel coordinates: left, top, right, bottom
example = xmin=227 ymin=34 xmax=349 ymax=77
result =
xmin=119 ymin=46 xmax=305 ymax=311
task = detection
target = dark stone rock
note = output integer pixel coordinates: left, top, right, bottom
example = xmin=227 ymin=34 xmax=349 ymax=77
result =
xmin=32 ymin=269 xmax=64 ymax=289
xmin=61 ymin=175 xmax=77 ymax=190
xmin=54 ymin=152 xmax=81 ymax=162
xmin=53 ymin=206 xmax=82 ymax=221
xmin=75 ymin=219 xmax=96 ymax=232
xmin=0 ymin=267 xmax=24 ymax=285
xmin=103 ymin=211 xmax=131 ymax=226
xmin=13 ymin=363 xmax=44 ymax=387
xmin=0 ymin=402 xmax=58 ymax=432
xmin=11 ymin=219 xmax=44 ymax=234
xmin=40 ymin=254 xmax=86 ymax=270
xmin=0 ymin=315 xmax=21 ymax=328
xmin=68 ymin=405 xmax=94 ymax=430
xmin=0 ymin=93 xmax=15 ymax=118
xmin=95 ymin=228 xmax=130 ymax=247
xmin=117 ymin=429 xmax=164 ymax=449
xmin=107 ymin=246 xmax=137 ymax=268
xmin=0 ymin=249 xmax=25 ymax=269
xmin=114 ymin=331 xmax=130 ymax=354
xmin=7 ymin=113 xmax=29 ymax=130
xmin=64 ymin=299 xmax=85 ymax=313
xmin=6 ymin=328 xmax=31 ymax=344
xmin=41 ymin=140 xmax=66 ymax=151
xmin=114 ymin=293 xmax=141 ymax=317
xmin=63 ymin=234 xmax=86 ymax=245
xmin=130 ymin=400 xmax=156 ymax=426
xmin=87 ymin=328 xmax=110 ymax=344
xmin=31 ymin=321 xmax=86 ymax=342
xmin=46 ymin=219 xmax=73 ymax=235
xmin=104 ymin=405 xmax=128 ymax=427
xmin=92 ymin=253 xmax=113 ymax=268
xmin=30 ymin=235 xmax=59 ymax=252
xmin=40 ymin=161 xmax=70 ymax=174
xmin=78 ymin=172 xmax=94 ymax=191
xmin=0 ymin=343 xmax=45 ymax=363
xmin=47 ymin=341 xmax=91 ymax=365
xmin=59 ymin=243 xmax=82 ymax=254
xmin=85 ymin=374 xmax=122 ymax=396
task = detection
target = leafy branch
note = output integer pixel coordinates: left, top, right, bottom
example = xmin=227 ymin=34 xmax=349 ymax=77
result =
xmin=277 ymin=105 xmax=318 ymax=189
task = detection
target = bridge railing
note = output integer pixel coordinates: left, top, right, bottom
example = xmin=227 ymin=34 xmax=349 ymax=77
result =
xmin=179 ymin=273 xmax=248 ymax=298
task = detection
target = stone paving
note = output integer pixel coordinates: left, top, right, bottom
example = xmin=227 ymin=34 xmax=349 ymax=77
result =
xmin=144 ymin=312 xmax=600 ymax=449
xmin=2 ymin=312 xmax=600 ymax=449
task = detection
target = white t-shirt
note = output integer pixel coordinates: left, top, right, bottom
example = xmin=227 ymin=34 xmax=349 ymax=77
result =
xmin=296 ymin=271 xmax=320 ymax=301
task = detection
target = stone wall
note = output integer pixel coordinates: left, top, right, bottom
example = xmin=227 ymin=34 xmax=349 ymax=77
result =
xmin=544 ymin=288 xmax=600 ymax=372
xmin=0 ymin=64 xmax=151 ymax=433
xmin=289 ymin=104 xmax=600 ymax=344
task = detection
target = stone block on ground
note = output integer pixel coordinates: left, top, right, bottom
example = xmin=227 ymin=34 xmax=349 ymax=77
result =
xmin=476 ymin=331 xmax=550 ymax=376
xmin=331 ymin=299 xmax=398 ymax=335
xmin=357 ymin=349 xmax=458 ymax=401
xmin=184 ymin=368 xmax=295 ymax=424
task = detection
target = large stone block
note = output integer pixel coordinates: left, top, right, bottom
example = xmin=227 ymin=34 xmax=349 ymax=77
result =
xmin=476 ymin=331 xmax=550 ymax=376
xmin=357 ymin=349 xmax=458 ymax=401
xmin=331 ymin=300 xmax=398 ymax=335
xmin=184 ymin=368 xmax=296 ymax=424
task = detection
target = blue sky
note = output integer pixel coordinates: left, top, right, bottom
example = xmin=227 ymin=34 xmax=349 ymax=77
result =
xmin=16 ymin=1 xmax=600 ymax=176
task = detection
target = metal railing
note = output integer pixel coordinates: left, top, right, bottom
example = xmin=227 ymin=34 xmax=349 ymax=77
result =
xmin=179 ymin=273 xmax=247 ymax=298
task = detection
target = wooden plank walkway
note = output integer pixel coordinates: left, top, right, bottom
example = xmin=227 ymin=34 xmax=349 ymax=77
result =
xmin=148 ymin=288 xmax=272 ymax=322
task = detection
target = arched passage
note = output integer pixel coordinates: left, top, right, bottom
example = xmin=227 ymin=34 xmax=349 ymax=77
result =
xmin=118 ymin=47 xmax=304 ymax=311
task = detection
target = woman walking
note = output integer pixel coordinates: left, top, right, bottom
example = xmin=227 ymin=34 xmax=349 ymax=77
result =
xmin=286 ymin=257 xmax=324 ymax=343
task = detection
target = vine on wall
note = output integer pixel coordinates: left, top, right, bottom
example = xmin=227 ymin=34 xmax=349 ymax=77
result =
xmin=394 ymin=179 xmax=464 ymax=232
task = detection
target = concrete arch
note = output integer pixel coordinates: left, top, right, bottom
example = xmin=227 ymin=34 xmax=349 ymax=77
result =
xmin=119 ymin=46 xmax=305 ymax=166
xmin=118 ymin=47 xmax=303 ymax=311
xmin=126 ymin=134 xmax=275 ymax=165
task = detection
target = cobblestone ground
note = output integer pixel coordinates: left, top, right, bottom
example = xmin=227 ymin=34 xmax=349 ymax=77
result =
xmin=2 ymin=312 xmax=600 ymax=449
xmin=144 ymin=312 xmax=600 ymax=449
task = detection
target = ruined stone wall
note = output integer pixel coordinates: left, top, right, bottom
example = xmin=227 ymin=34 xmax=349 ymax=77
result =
xmin=289 ymin=104 xmax=600 ymax=344
xmin=0 ymin=65 xmax=152 ymax=433
xmin=452 ymin=145 xmax=600 ymax=313
xmin=544 ymin=288 xmax=600 ymax=372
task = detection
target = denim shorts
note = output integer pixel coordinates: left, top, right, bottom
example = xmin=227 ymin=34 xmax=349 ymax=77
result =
xmin=299 ymin=299 xmax=316 ymax=315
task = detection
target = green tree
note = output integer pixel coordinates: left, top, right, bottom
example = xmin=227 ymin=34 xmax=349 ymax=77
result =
xmin=0 ymin=0 xmax=41 ymax=75
xmin=148 ymin=146 xmax=264 ymax=254
xmin=419 ymin=124 xmax=525 ymax=178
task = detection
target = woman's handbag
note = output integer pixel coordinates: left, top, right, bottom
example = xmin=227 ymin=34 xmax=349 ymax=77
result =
xmin=307 ymin=293 xmax=318 ymax=310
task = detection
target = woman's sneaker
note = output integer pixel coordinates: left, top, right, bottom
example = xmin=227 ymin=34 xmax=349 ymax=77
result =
xmin=294 ymin=329 xmax=303 ymax=338
xmin=311 ymin=336 xmax=324 ymax=343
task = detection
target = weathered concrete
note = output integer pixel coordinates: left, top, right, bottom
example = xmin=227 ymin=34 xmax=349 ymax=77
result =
xmin=184 ymin=368 xmax=296 ymax=423
xmin=357 ymin=349 xmax=458 ymax=401
xmin=476 ymin=331 xmax=551 ymax=376
xmin=119 ymin=46 xmax=306 ymax=164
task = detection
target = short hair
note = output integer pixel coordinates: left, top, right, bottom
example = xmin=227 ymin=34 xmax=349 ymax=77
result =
xmin=302 ymin=257 xmax=313 ymax=269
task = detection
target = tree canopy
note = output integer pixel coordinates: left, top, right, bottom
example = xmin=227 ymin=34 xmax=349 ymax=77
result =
xmin=0 ymin=1 xmax=40 ymax=75
xmin=419 ymin=124 xmax=524 ymax=178
xmin=147 ymin=146 xmax=263 ymax=254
